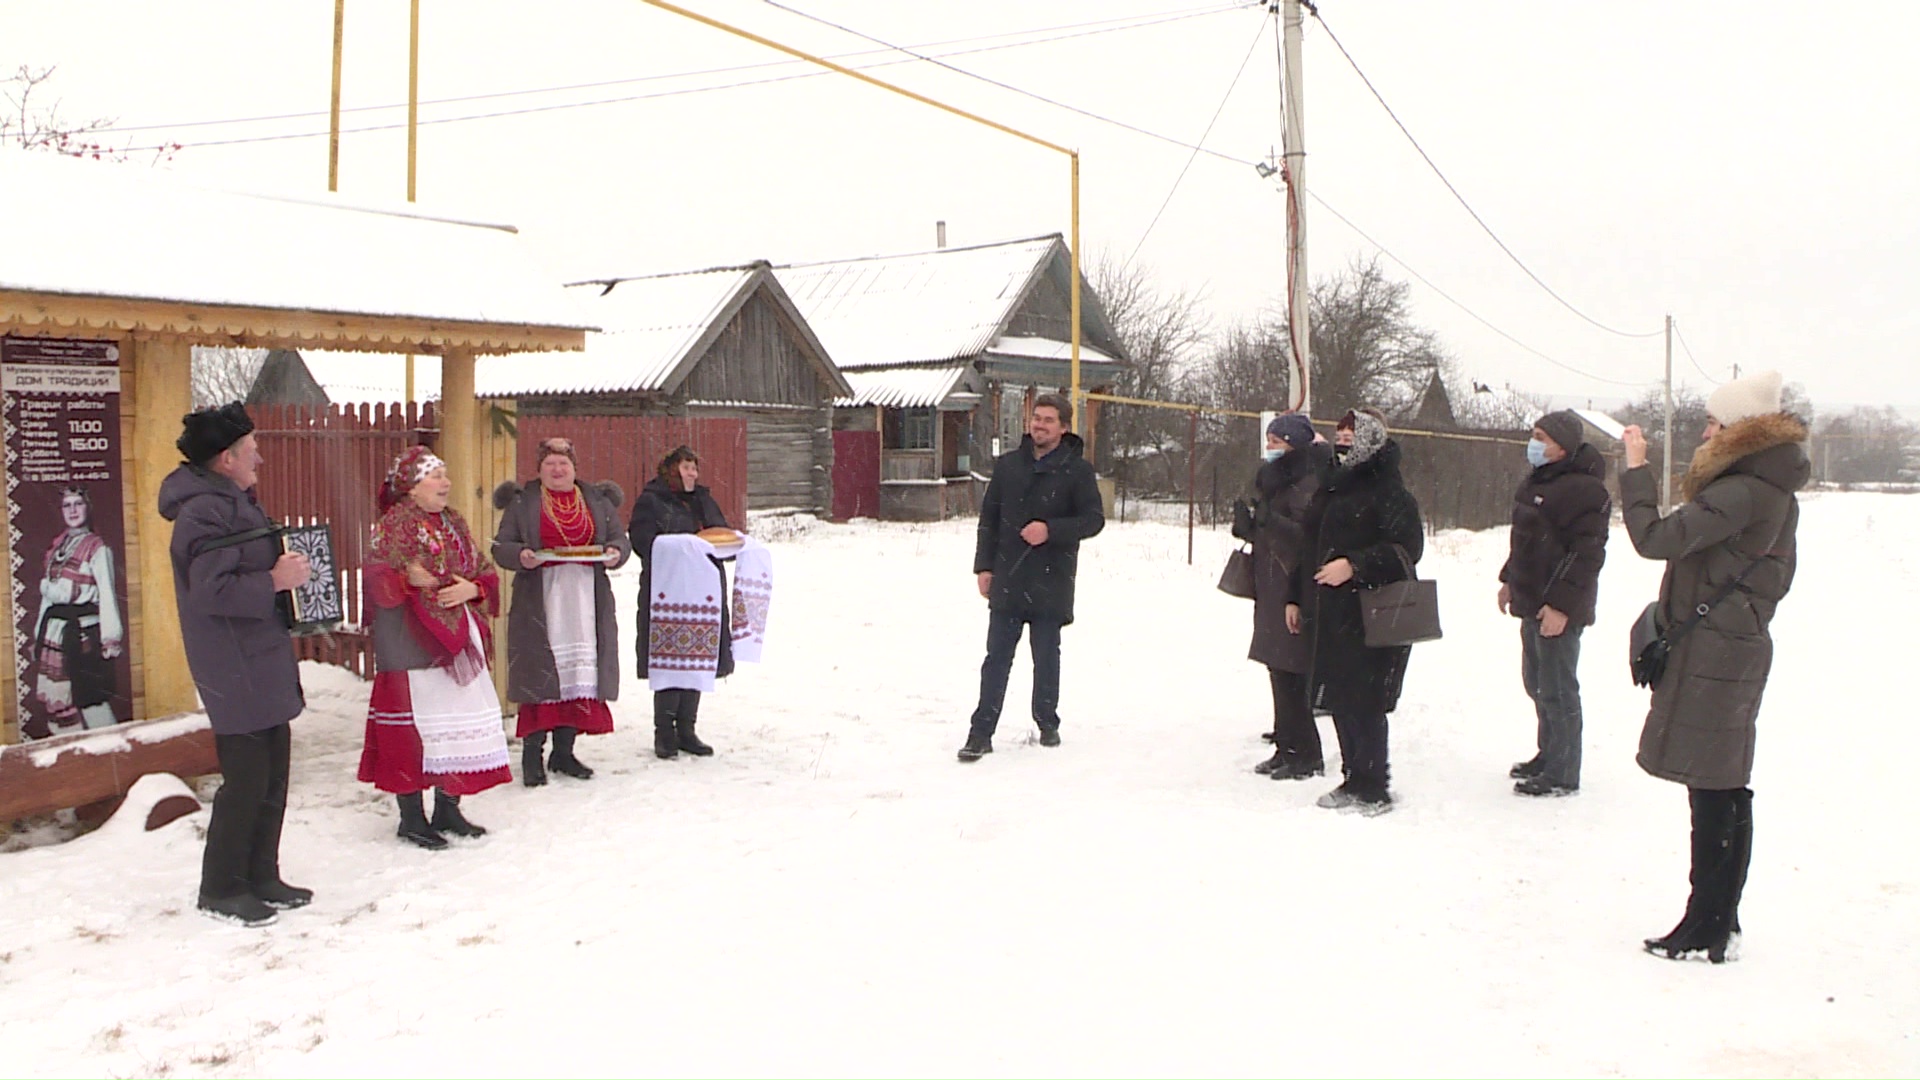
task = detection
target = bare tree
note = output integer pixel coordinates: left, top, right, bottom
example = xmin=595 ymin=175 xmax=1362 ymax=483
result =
xmin=0 ymin=65 xmax=175 ymax=161
xmin=1308 ymin=255 xmax=1449 ymax=419
xmin=191 ymin=346 xmax=269 ymax=408
xmin=1620 ymin=384 xmax=1712 ymax=478
xmin=1816 ymin=406 xmax=1919 ymax=484
xmin=1089 ymin=252 xmax=1209 ymax=501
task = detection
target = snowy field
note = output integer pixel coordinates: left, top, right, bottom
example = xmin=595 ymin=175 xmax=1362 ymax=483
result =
xmin=2 ymin=492 xmax=1916 ymax=1078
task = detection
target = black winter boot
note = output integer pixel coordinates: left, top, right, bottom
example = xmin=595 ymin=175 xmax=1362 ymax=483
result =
xmin=1510 ymin=756 xmax=1545 ymax=779
xmin=197 ymin=891 xmax=278 ymax=928
xmin=653 ymin=692 xmax=679 ymax=760
xmin=1726 ymin=789 xmax=1754 ymax=951
xmin=396 ymin=792 xmax=448 ymax=850
xmin=522 ymin=731 xmax=548 ymax=787
xmin=676 ymin=691 xmax=714 ymax=756
xmin=1645 ymin=788 xmax=1739 ymax=963
xmin=1268 ymin=758 xmax=1326 ymax=781
xmin=957 ymin=729 xmax=993 ymax=762
xmin=548 ymin=726 xmax=595 ymax=779
xmin=430 ymin=790 xmax=487 ymax=838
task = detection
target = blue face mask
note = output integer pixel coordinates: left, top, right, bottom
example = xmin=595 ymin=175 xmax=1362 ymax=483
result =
xmin=1526 ymin=438 xmax=1550 ymax=468
xmin=1262 ymin=446 xmax=1286 ymax=462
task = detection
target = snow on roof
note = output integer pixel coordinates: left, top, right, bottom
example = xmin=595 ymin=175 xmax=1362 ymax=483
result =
xmin=0 ymin=150 xmax=594 ymax=335
xmin=987 ymin=335 xmax=1119 ymax=367
xmin=475 ymin=267 xmax=754 ymax=396
xmin=773 ymin=236 xmax=1059 ymax=370
xmin=836 ymin=366 xmax=969 ymax=409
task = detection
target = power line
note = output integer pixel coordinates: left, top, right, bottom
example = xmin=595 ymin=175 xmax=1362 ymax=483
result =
xmin=1125 ymin=12 xmax=1272 ymax=264
xmin=1302 ymin=188 xmax=1649 ymax=388
xmin=1309 ymin=8 xmax=1663 ymax=340
xmin=116 ymin=4 xmax=1246 ymax=151
xmin=1673 ymin=321 xmax=1720 ymax=384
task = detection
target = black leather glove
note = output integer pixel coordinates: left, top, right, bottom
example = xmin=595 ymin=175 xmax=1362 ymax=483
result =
xmin=1231 ymin=498 xmax=1254 ymax=541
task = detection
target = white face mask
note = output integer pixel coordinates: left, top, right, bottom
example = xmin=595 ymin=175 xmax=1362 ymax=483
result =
xmin=1262 ymin=447 xmax=1286 ymax=463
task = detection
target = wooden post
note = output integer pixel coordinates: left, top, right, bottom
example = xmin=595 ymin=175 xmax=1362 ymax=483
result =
xmin=439 ymin=348 xmax=478 ymax=527
xmin=130 ymin=338 xmax=196 ymax=718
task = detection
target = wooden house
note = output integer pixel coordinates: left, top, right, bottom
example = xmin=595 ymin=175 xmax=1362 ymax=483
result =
xmin=476 ymin=263 xmax=852 ymax=525
xmin=773 ymin=234 xmax=1126 ymax=521
xmin=0 ymin=150 xmax=591 ymax=822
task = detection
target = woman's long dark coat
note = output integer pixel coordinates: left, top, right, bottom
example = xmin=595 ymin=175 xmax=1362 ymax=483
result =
xmin=1296 ymin=440 xmax=1425 ymax=716
xmin=1234 ymin=444 xmax=1328 ymax=674
xmin=627 ymin=477 xmax=733 ymax=679
xmin=491 ymin=480 xmax=631 ymax=703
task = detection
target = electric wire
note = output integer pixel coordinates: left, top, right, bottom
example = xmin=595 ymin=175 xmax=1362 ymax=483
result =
xmin=115 ymin=4 xmax=1245 ymax=151
xmin=1310 ymin=7 xmax=1663 ymax=339
xmin=1303 ymin=189 xmax=1649 ymax=387
xmin=1125 ymin=11 xmax=1272 ymax=265
xmin=102 ymin=4 xmax=1244 ymax=135
xmin=1674 ymin=321 xmax=1720 ymax=384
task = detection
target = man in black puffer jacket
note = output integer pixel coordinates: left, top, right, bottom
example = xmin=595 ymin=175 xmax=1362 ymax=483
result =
xmin=960 ymin=393 xmax=1105 ymax=762
xmin=1498 ymin=410 xmax=1610 ymax=796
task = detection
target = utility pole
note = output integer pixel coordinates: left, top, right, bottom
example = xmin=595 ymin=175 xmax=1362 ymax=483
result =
xmin=1280 ymin=0 xmax=1311 ymax=416
xmin=1663 ymin=314 xmax=1674 ymax=507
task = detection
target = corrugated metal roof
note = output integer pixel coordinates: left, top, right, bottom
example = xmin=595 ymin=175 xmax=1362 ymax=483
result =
xmin=0 ymin=150 xmax=595 ymax=334
xmin=476 ymin=268 xmax=754 ymax=397
xmin=774 ymin=237 xmax=1058 ymax=370
xmin=835 ymin=366 xmax=968 ymax=409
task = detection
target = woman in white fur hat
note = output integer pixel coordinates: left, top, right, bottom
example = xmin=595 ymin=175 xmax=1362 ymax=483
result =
xmin=1619 ymin=369 xmax=1808 ymax=963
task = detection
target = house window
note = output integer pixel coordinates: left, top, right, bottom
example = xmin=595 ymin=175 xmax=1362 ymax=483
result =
xmin=900 ymin=407 xmax=936 ymax=450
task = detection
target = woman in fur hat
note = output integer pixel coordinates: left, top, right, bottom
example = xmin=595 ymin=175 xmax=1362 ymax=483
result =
xmin=358 ymin=445 xmax=512 ymax=849
xmin=491 ymin=437 xmax=630 ymax=786
xmin=1291 ymin=407 xmax=1424 ymax=815
xmin=628 ymin=445 xmax=733 ymax=759
xmin=1621 ymin=370 xmax=1808 ymax=963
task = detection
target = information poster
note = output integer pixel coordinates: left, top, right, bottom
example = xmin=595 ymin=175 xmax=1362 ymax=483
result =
xmin=2 ymin=337 xmax=134 ymax=741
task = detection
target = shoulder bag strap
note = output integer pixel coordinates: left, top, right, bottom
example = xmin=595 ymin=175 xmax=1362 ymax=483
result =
xmin=193 ymin=524 xmax=283 ymax=557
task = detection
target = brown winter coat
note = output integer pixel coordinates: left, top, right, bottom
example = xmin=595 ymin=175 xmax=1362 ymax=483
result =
xmin=490 ymin=480 xmax=631 ymax=704
xmin=1620 ymin=412 xmax=1808 ymax=790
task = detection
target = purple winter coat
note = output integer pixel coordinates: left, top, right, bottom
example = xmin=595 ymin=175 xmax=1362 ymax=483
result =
xmin=158 ymin=465 xmax=304 ymax=735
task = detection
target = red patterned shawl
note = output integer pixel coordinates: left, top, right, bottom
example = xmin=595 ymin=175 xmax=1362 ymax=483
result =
xmin=368 ymin=500 xmax=498 ymax=682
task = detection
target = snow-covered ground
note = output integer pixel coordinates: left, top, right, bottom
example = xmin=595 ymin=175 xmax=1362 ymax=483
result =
xmin=3 ymin=492 xmax=1915 ymax=1078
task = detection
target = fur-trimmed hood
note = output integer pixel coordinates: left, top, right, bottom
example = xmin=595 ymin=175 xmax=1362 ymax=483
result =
xmin=493 ymin=478 xmax=625 ymax=511
xmin=1681 ymin=412 xmax=1809 ymax=502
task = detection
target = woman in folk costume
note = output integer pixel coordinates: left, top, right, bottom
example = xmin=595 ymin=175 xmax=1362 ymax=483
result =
xmin=1620 ymin=371 xmax=1807 ymax=964
xmin=29 ymin=485 xmax=125 ymax=737
xmin=491 ymin=437 xmax=630 ymax=786
xmin=359 ymin=445 xmax=512 ymax=849
xmin=628 ymin=445 xmax=733 ymax=759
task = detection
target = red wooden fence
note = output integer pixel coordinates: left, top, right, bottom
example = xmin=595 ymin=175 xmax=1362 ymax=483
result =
xmin=516 ymin=415 xmax=749 ymax=530
xmin=251 ymin=402 xmax=439 ymax=678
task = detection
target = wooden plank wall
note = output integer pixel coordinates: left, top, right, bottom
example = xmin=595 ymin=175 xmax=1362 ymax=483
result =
xmin=684 ymin=291 xmax=825 ymax=405
xmin=249 ymin=402 xmax=439 ymax=679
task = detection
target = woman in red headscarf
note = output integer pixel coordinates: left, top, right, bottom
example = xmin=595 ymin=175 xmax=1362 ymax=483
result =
xmin=358 ymin=445 xmax=512 ymax=849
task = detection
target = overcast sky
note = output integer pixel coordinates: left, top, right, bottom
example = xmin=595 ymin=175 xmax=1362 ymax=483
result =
xmin=5 ymin=0 xmax=1916 ymax=415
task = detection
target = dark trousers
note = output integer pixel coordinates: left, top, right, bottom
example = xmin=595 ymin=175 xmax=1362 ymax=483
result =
xmin=1520 ymin=620 xmax=1584 ymax=786
xmin=200 ymin=723 xmax=292 ymax=900
xmin=1331 ymin=709 xmax=1390 ymax=796
xmin=1268 ymin=667 xmax=1322 ymax=765
xmin=969 ymin=608 xmax=1062 ymax=736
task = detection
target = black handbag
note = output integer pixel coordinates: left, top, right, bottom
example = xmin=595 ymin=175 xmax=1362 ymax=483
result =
xmin=1360 ymin=544 xmax=1442 ymax=647
xmin=1629 ymin=558 xmax=1765 ymax=689
xmin=1218 ymin=545 xmax=1256 ymax=600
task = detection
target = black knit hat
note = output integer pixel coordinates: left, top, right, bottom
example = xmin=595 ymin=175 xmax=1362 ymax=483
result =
xmin=1534 ymin=410 xmax=1585 ymax=455
xmin=177 ymin=402 xmax=255 ymax=466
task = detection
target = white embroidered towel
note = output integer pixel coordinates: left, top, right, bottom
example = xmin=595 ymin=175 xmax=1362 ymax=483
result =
xmin=647 ymin=534 xmax=723 ymax=692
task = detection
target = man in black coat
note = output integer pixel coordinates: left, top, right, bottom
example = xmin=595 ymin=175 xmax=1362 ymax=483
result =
xmin=960 ymin=393 xmax=1105 ymax=762
xmin=1498 ymin=410 xmax=1610 ymax=797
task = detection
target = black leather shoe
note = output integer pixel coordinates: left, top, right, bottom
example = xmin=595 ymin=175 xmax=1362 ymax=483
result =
xmin=1038 ymin=727 xmax=1061 ymax=748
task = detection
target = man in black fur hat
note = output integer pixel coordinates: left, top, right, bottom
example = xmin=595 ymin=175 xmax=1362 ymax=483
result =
xmin=159 ymin=402 xmax=314 ymax=927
